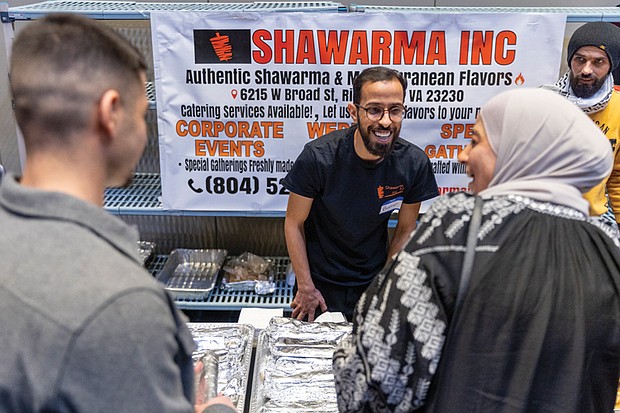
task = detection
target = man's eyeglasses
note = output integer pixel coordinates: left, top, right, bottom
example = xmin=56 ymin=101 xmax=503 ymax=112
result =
xmin=355 ymin=104 xmax=406 ymax=122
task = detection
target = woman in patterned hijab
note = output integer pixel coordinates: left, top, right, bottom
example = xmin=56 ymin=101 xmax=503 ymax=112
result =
xmin=333 ymin=88 xmax=620 ymax=413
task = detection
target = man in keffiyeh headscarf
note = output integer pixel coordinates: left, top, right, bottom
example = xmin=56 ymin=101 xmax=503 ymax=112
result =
xmin=542 ymin=21 xmax=620 ymax=227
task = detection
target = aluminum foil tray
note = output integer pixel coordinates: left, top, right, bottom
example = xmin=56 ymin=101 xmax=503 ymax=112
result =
xmin=156 ymin=249 xmax=227 ymax=300
xmin=137 ymin=241 xmax=156 ymax=265
xmin=188 ymin=323 xmax=254 ymax=412
xmin=249 ymin=317 xmax=352 ymax=413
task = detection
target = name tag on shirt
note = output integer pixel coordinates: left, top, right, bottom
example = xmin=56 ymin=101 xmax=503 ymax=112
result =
xmin=380 ymin=197 xmax=403 ymax=215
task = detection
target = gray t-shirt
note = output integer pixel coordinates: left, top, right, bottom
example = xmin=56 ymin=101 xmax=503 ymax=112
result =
xmin=0 ymin=175 xmax=233 ymax=413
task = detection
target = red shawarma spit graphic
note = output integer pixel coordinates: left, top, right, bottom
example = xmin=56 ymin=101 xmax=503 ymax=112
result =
xmin=210 ymin=32 xmax=233 ymax=62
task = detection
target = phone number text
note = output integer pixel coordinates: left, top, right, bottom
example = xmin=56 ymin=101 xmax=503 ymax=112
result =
xmin=188 ymin=176 xmax=290 ymax=195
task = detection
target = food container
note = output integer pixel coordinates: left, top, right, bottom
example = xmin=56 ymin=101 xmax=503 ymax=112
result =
xmin=188 ymin=323 xmax=254 ymax=412
xmin=220 ymin=252 xmax=276 ymax=294
xmin=156 ymin=249 xmax=227 ymax=300
xmin=249 ymin=317 xmax=352 ymax=413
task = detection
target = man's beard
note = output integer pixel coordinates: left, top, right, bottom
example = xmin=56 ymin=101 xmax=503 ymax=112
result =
xmin=570 ymin=72 xmax=607 ymax=98
xmin=360 ymin=126 xmax=398 ymax=158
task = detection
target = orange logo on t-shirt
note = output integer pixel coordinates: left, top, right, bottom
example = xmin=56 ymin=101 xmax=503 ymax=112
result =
xmin=377 ymin=184 xmax=405 ymax=199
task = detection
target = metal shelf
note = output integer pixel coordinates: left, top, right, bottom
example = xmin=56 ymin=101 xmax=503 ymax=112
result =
xmin=104 ymin=173 xmax=287 ymax=217
xmin=148 ymin=254 xmax=293 ymax=311
xmin=105 ymin=173 xmax=164 ymax=215
xmin=348 ymin=5 xmax=620 ymax=22
xmin=9 ymin=2 xmax=619 ymax=22
xmin=8 ymin=0 xmax=347 ymax=20
xmin=146 ymin=82 xmax=155 ymax=111
xmin=105 ymin=173 xmax=401 ymax=226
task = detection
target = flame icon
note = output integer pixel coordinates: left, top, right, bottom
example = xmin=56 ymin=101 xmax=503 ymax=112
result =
xmin=210 ymin=32 xmax=233 ymax=62
xmin=515 ymin=73 xmax=525 ymax=85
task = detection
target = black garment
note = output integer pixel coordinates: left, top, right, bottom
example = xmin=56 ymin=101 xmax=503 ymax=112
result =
xmin=334 ymin=192 xmax=620 ymax=413
xmin=282 ymin=125 xmax=438 ymax=290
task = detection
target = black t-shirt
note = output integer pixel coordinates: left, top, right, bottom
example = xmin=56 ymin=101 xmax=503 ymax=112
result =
xmin=282 ymin=126 xmax=439 ymax=286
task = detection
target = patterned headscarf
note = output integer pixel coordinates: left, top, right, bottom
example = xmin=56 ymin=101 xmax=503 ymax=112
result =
xmin=478 ymin=88 xmax=612 ymax=215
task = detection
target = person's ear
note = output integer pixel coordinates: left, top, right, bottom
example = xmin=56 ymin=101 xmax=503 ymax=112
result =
xmin=348 ymin=102 xmax=358 ymax=123
xmin=97 ymin=89 xmax=121 ymax=141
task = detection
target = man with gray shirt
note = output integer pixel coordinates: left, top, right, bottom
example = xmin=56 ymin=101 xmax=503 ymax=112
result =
xmin=0 ymin=13 xmax=235 ymax=413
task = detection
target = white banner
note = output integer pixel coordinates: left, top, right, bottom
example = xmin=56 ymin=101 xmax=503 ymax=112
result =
xmin=151 ymin=11 xmax=566 ymax=212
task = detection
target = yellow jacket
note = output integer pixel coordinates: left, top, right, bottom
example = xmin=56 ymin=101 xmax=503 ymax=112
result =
xmin=583 ymin=90 xmax=620 ymax=223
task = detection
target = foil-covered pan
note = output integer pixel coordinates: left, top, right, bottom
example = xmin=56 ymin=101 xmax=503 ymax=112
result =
xmin=249 ymin=317 xmax=352 ymax=413
xmin=156 ymin=249 xmax=227 ymax=300
xmin=188 ymin=323 xmax=254 ymax=412
xmin=194 ymin=351 xmax=219 ymax=404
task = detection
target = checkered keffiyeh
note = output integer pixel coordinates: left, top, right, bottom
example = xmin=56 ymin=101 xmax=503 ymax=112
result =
xmin=549 ymin=71 xmax=614 ymax=115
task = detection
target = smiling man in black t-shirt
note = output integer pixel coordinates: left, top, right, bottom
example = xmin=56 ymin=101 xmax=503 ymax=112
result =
xmin=282 ymin=66 xmax=439 ymax=321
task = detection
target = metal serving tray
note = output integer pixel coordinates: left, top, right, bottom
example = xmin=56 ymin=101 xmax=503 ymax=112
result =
xmin=188 ymin=322 xmax=255 ymax=413
xmin=156 ymin=249 xmax=227 ymax=300
xmin=249 ymin=317 xmax=352 ymax=413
